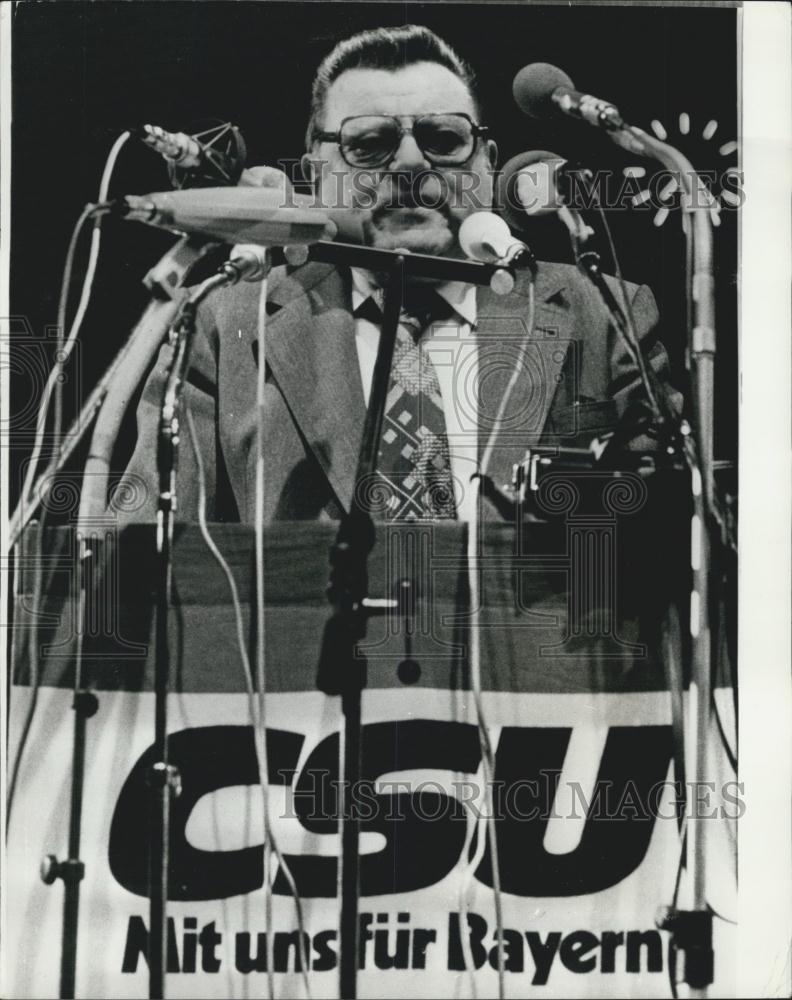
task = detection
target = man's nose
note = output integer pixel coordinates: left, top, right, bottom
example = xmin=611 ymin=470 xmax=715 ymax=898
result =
xmin=389 ymin=131 xmax=430 ymax=172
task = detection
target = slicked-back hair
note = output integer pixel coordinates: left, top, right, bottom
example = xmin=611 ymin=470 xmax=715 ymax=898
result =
xmin=305 ymin=24 xmax=480 ymax=151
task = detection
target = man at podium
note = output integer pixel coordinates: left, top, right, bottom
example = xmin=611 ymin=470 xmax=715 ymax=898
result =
xmin=115 ymin=24 xmax=677 ymax=526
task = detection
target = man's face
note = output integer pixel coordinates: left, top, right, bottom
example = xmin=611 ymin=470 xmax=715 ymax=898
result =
xmin=308 ymin=61 xmax=497 ymax=256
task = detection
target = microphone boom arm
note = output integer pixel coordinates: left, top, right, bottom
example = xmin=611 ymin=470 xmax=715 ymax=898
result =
xmin=608 ymin=124 xmax=716 ymax=505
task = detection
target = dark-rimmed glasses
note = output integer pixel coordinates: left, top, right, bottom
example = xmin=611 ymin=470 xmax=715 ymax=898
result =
xmin=315 ymin=113 xmax=489 ymax=169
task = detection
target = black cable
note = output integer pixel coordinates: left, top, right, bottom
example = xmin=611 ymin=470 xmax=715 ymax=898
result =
xmin=594 ymin=203 xmax=668 ymax=424
xmin=713 ymin=692 xmax=738 ymax=774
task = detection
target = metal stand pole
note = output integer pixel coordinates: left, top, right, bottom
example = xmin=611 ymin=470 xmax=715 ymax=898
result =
xmin=147 ymin=273 xmax=229 ymax=999
xmin=39 ymin=686 xmax=99 ymax=999
xmin=310 ymin=242 xmax=530 ymax=998
xmin=608 ymin=124 xmax=718 ymax=994
xmin=317 ymin=257 xmax=405 ymax=1000
xmin=25 ymin=237 xmax=216 ymax=1000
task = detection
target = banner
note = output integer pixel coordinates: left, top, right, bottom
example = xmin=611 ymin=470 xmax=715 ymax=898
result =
xmin=7 ymin=682 xmax=738 ymax=999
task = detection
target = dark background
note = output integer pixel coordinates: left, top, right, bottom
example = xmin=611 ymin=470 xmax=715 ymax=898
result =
xmin=9 ymin=1 xmax=739 ymax=504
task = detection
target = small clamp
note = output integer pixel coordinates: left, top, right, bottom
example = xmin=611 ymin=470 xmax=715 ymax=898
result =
xmin=40 ymin=855 xmax=85 ymax=887
xmin=147 ymin=762 xmax=182 ymax=798
xmin=656 ymin=906 xmax=714 ymax=989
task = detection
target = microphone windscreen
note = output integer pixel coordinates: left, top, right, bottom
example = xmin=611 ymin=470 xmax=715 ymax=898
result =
xmin=458 ymin=211 xmax=514 ymax=263
xmin=128 ymin=185 xmax=370 ymax=245
xmin=238 ymin=164 xmax=295 ymax=197
xmin=497 ymin=150 xmax=566 ymax=228
xmin=512 ymin=63 xmax=574 ymax=119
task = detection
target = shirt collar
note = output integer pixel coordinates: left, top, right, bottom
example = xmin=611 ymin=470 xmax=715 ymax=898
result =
xmin=350 ymin=267 xmax=477 ymax=328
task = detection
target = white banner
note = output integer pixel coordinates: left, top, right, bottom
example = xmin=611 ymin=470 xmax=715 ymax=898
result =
xmin=6 ymin=685 xmax=738 ymax=998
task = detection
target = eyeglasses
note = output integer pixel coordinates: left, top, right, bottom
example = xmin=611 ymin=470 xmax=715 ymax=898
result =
xmin=315 ymin=113 xmax=489 ymax=169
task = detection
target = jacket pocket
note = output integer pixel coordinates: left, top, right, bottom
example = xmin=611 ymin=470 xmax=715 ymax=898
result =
xmin=548 ymin=399 xmax=619 ymax=439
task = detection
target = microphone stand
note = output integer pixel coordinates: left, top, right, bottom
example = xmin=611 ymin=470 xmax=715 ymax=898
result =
xmin=316 ymin=256 xmax=403 ymax=1000
xmin=14 ymin=235 xmax=217 ymax=1000
xmin=610 ymin=126 xmax=717 ymax=998
xmin=147 ymin=270 xmax=230 ymax=1000
xmin=312 ymin=241 xmax=523 ymax=1000
xmin=565 ymin=126 xmax=718 ymax=994
xmin=608 ymin=126 xmax=717 ymax=507
xmin=146 ymin=246 xmax=275 ymax=999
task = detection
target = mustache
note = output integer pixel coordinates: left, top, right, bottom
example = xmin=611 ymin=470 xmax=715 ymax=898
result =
xmin=361 ymin=170 xmax=452 ymax=215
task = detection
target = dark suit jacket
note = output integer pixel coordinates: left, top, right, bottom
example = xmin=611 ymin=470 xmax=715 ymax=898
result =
xmin=115 ymin=259 xmax=677 ymax=524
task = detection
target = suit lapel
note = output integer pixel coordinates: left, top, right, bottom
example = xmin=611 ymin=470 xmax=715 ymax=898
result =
xmin=262 ymin=263 xmax=366 ymax=512
xmin=261 ymin=260 xmax=575 ymax=518
xmin=475 ymin=265 xmax=573 ymax=499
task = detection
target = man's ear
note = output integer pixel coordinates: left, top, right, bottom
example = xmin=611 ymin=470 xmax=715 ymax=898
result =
xmin=300 ymin=152 xmax=318 ymax=189
xmin=484 ymin=139 xmax=499 ymax=170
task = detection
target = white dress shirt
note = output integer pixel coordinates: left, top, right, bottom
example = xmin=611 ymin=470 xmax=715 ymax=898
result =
xmin=350 ymin=267 xmax=480 ymax=521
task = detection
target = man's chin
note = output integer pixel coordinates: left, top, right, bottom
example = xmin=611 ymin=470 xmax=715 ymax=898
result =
xmin=365 ymin=212 xmax=457 ymax=257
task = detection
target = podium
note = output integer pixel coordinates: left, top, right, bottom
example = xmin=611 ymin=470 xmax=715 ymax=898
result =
xmin=7 ymin=516 xmax=737 ymax=999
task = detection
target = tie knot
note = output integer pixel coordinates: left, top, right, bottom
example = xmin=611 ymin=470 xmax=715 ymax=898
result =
xmin=355 ymin=287 xmax=454 ymax=343
xmin=401 ymin=285 xmax=454 ymax=328
xmin=398 ymin=310 xmax=427 ymax=343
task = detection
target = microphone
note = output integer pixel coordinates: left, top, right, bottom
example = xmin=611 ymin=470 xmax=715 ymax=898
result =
xmin=498 ymin=150 xmax=595 ymax=244
xmin=513 ymin=63 xmax=624 ymax=131
xmin=221 ymin=245 xmax=272 ymax=283
xmin=498 ymin=149 xmax=570 ymax=223
xmin=230 ymin=166 xmax=311 ymax=268
xmin=118 ymin=185 xmax=370 ymax=247
xmin=458 ymin=212 xmax=535 ymax=292
xmin=139 ymin=122 xmax=247 ymax=187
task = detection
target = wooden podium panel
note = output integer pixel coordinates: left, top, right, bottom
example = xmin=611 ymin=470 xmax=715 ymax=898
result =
xmin=12 ymin=518 xmax=675 ymax=695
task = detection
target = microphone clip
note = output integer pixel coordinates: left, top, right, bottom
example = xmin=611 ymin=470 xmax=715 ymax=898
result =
xmin=501 ymin=241 xmax=537 ymax=274
xmin=138 ymin=121 xmax=247 ymax=189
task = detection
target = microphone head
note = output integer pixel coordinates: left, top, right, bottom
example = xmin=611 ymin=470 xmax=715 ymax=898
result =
xmin=512 ymin=63 xmax=574 ymax=119
xmin=124 ymin=185 xmax=370 ymax=246
xmin=238 ymin=164 xmax=294 ymax=198
xmin=458 ymin=211 xmax=515 ymax=263
xmin=139 ymin=122 xmax=247 ymax=188
xmin=497 ymin=150 xmax=567 ymax=229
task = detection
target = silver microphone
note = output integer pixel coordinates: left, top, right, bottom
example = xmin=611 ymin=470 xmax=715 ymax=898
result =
xmin=139 ymin=122 xmax=247 ymax=187
xmin=459 ymin=211 xmax=534 ymax=266
xmin=458 ymin=212 xmax=536 ymax=295
xmin=119 ymin=186 xmax=369 ymax=247
xmin=141 ymin=125 xmax=205 ymax=169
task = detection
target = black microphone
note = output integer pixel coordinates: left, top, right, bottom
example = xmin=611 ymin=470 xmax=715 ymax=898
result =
xmin=139 ymin=122 xmax=247 ymax=188
xmin=498 ymin=149 xmax=575 ymax=225
xmin=513 ymin=63 xmax=624 ymax=131
xmin=498 ymin=150 xmax=595 ymax=245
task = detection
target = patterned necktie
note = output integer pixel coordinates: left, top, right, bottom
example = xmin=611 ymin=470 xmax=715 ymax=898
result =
xmin=357 ymin=289 xmax=458 ymax=521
